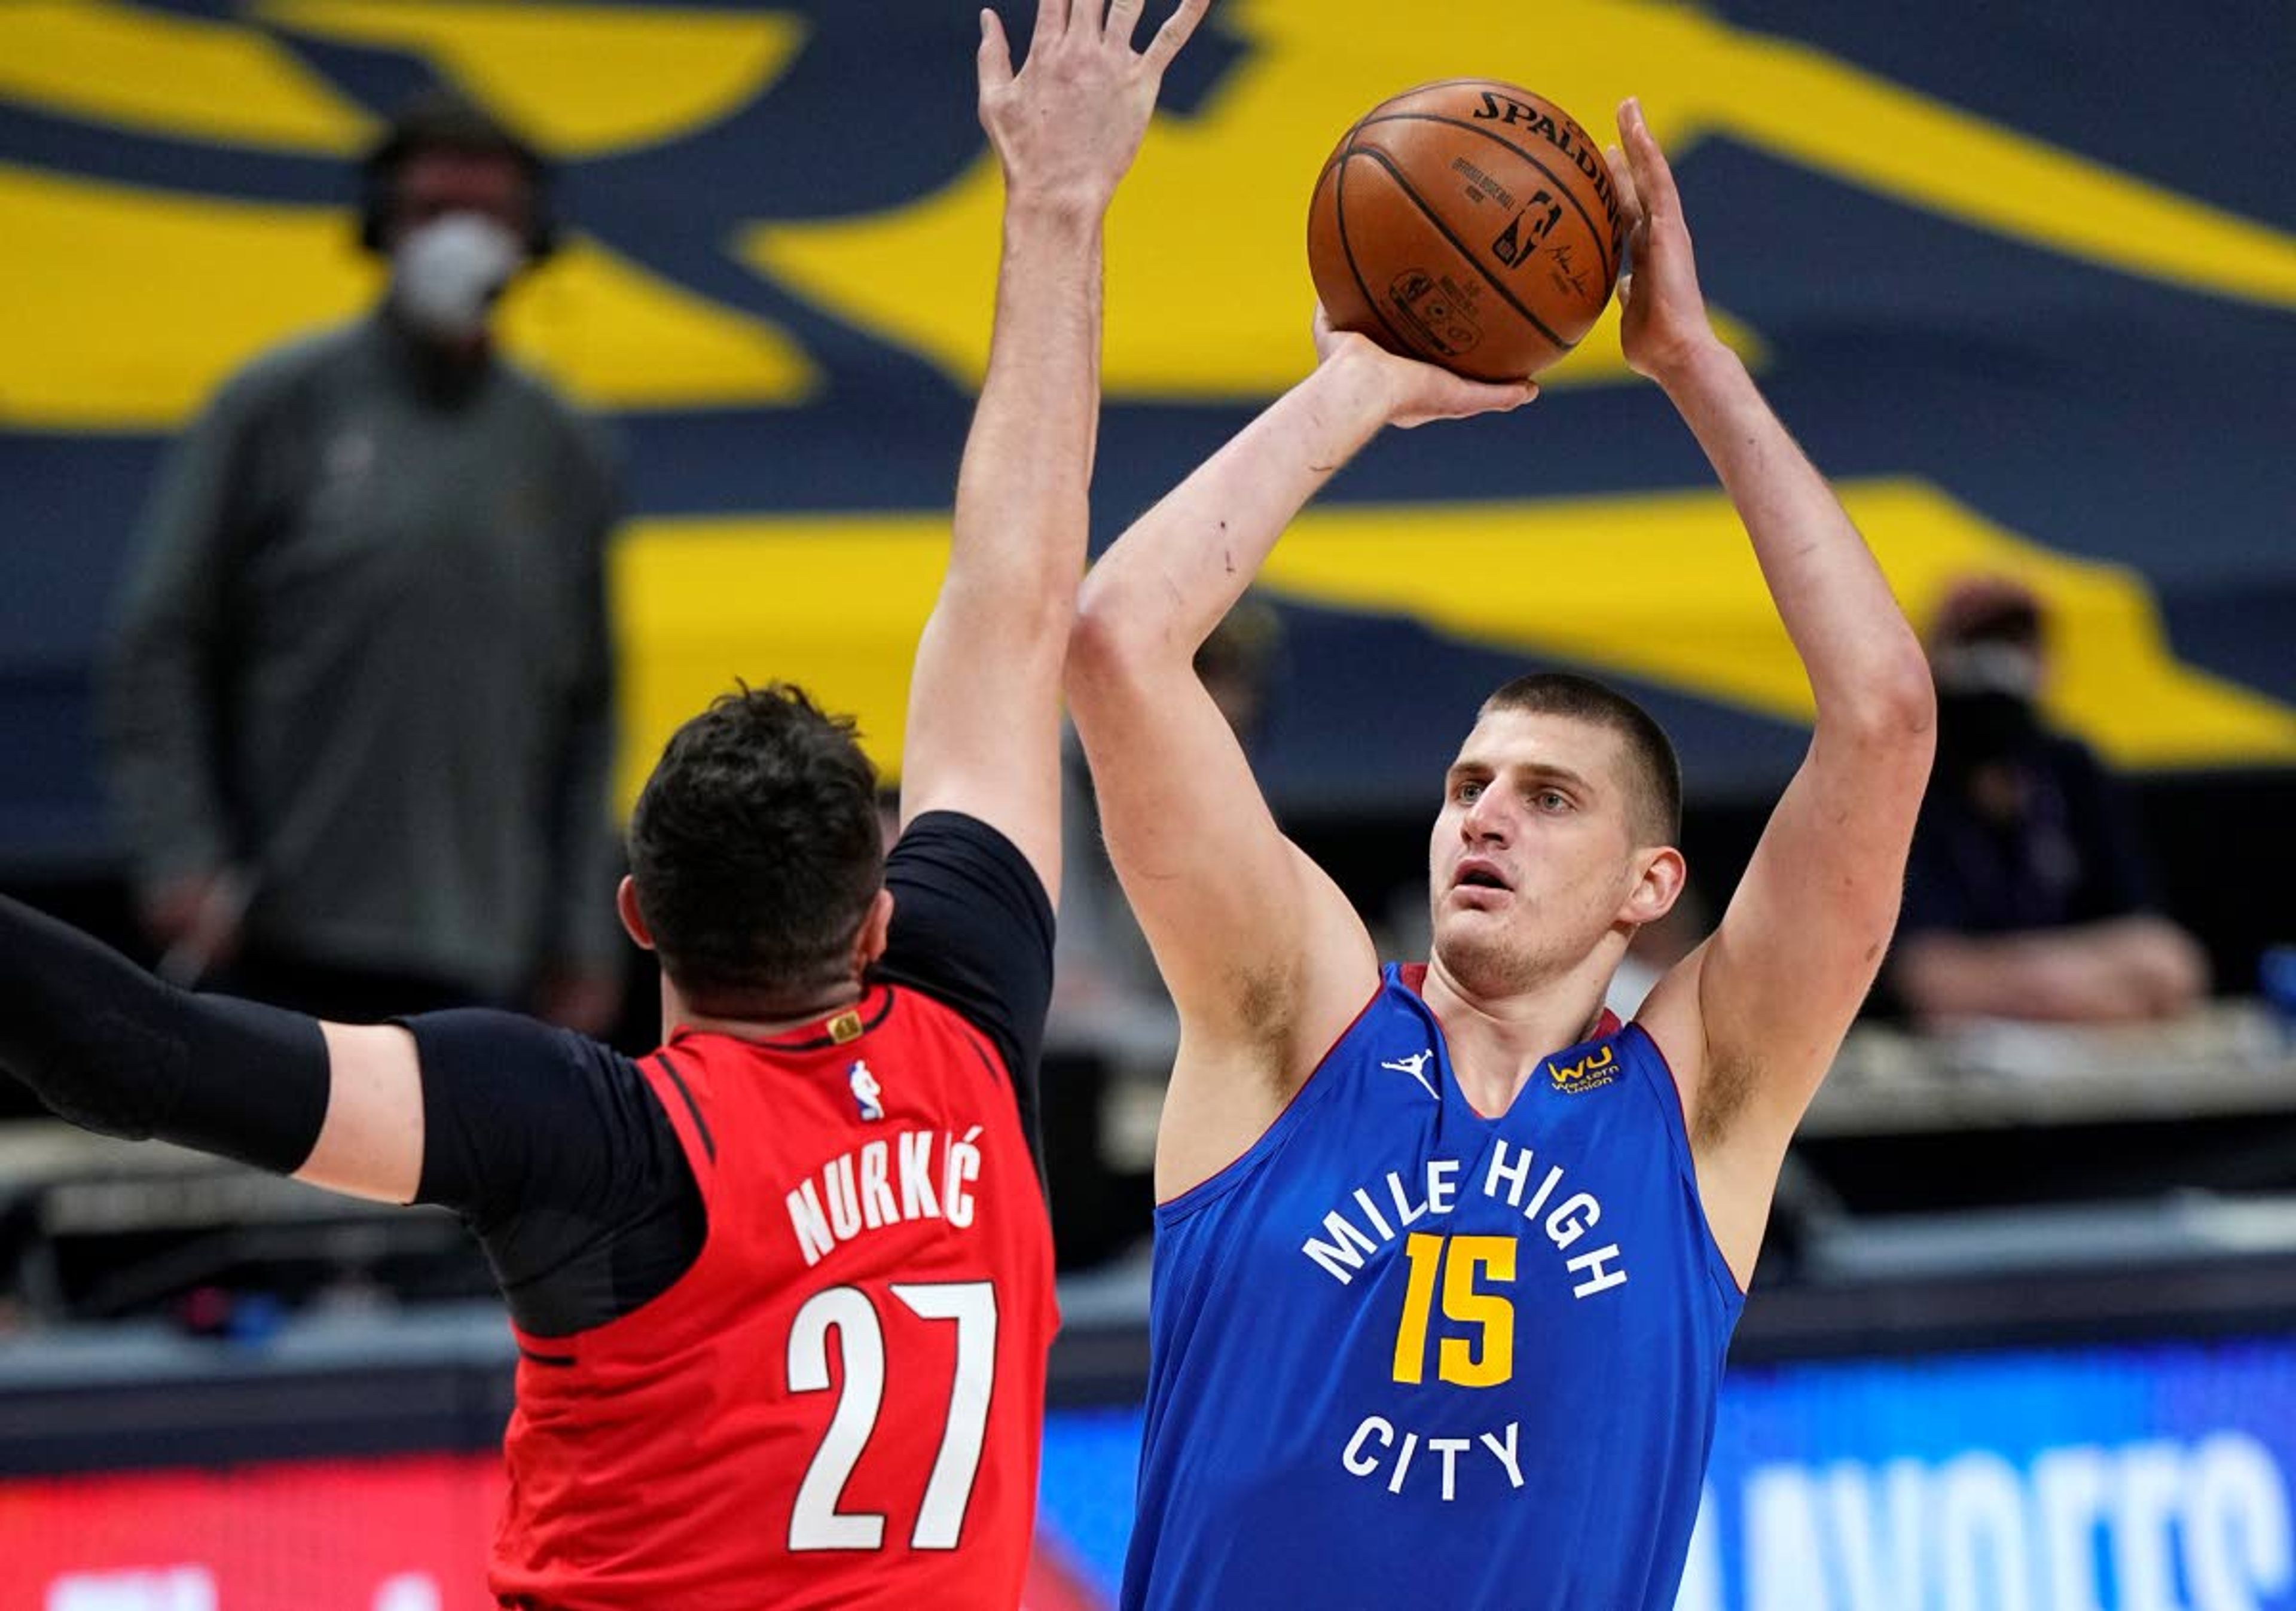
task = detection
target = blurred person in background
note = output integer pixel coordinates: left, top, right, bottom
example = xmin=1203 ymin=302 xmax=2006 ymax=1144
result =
xmin=1888 ymin=575 xmax=2209 ymax=1024
xmin=100 ymin=86 xmax=624 ymax=1033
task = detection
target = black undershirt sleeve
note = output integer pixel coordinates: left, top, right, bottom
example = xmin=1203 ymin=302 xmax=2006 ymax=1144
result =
xmin=0 ymin=895 xmax=703 ymax=1339
xmin=871 ymin=811 xmax=1056 ymax=1143
xmin=408 ymin=1009 xmax=702 ymax=1338
xmin=0 ymin=893 xmax=327 ymax=1174
xmin=403 ymin=819 xmax=1051 ymax=1335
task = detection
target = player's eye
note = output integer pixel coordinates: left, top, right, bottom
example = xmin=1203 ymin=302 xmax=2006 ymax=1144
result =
xmin=1454 ymin=779 xmax=1483 ymax=803
xmin=1534 ymin=789 xmax=1571 ymax=812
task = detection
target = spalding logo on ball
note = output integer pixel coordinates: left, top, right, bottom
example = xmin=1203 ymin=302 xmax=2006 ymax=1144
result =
xmin=1308 ymin=80 xmax=1626 ymax=382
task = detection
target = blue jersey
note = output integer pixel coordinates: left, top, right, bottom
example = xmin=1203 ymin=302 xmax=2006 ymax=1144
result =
xmin=1123 ymin=964 xmax=1744 ymax=1610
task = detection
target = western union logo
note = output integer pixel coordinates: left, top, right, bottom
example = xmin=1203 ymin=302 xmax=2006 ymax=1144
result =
xmin=1548 ymin=1045 xmax=1619 ymax=1095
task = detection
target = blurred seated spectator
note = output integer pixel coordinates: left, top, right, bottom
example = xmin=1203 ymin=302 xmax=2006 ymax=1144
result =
xmin=1888 ymin=576 xmax=2208 ymax=1024
xmin=99 ymin=87 xmax=624 ymax=1032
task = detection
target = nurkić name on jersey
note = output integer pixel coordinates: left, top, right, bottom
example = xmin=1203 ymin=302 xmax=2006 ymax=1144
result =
xmin=785 ymin=1128 xmax=985 ymax=1267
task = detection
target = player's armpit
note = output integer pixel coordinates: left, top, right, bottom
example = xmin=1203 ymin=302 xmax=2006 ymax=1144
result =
xmin=1640 ymin=705 xmax=1930 ymax=1276
xmin=1155 ymin=1025 xmax=1338 ymax=1207
xmin=1067 ymin=609 xmax=1379 ymax=1201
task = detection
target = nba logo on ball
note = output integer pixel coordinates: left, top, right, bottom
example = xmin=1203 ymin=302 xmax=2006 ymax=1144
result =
xmin=1308 ymin=79 xmax=1625 ymax=381
xmin=847 ymin=1060 xmax=884 ymax=1122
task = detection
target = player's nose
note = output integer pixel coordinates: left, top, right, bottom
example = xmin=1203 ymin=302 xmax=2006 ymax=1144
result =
xmin=1460 ymin=790 xmax=1511 ymax=844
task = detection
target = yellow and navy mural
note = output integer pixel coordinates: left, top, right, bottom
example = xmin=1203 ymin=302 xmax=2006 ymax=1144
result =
xmin=2 ymin=0 xmax=2292 ymax=861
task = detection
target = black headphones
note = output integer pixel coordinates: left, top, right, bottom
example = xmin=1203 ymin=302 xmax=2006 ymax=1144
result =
xmin=356 ymin=86 xmax=560 ymax=260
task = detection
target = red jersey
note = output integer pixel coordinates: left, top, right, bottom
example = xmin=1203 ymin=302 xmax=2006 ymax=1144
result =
xmin=490 ymin=982 xmax=1058 ymax=1609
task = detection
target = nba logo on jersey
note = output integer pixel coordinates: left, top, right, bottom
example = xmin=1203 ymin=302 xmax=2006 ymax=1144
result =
xmin=847 ymin=1059 xmax=885 ymax=1121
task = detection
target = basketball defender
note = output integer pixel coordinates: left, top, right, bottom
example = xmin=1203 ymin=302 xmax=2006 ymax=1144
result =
xmin=1065 ymin=100 xmax=1934 ymax=1607
xmin=0 ymin=3 xmax=1205 ymax=1606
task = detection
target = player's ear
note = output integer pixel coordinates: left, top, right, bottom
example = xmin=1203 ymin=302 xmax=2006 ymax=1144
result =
xmin=1620 ymin=846 xmax=1685 ymax=927
xmin=851 ymin=888 xmax=895 ymax=974
xmin=616 ymin=876 xmax=656 ymax=951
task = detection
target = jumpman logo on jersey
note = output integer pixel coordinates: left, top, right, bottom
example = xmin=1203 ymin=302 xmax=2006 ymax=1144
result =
xmin=1380 ymin=1049 xmax=1439 ymax=1100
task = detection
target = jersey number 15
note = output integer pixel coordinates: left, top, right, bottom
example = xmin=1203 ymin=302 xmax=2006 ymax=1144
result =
xmin=1392 ymin=1232 xmax=1516 ymax=1388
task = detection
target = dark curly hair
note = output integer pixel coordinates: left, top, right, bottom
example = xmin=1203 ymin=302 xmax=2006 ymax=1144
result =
xmin=627 ymin=684 xmax=884 ymax=1014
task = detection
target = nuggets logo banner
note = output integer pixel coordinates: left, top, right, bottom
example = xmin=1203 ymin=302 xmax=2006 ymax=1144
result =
xmin=0 ymin=0 xmax=2289 ymax=862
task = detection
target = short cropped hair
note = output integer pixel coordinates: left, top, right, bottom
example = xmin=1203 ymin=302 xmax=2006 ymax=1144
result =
xmin=627 ymin=684 xmax=884 ymax=1013
xmin=358 ymin=85 xmax=555 ymax=257
xmin=1480 ymin=672 xmax=1682 ymax=847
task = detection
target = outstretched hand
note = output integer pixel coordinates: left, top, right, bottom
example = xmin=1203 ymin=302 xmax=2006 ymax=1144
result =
xmin=1312 ymin=305 xmax=1537 ymax=429
xmin=1608 ymin=97 xmax=1724 ymax=384
xmin=978 ymin=0 xmax=1210 ymax=213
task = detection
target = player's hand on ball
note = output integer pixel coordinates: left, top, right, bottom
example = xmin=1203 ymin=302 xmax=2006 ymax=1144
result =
xmin=977 ymin=0 xmax=1210 ymax=213
xmin=1313 ymin=305 xmax=1537 ymax=430
xmin=1610 ymin=97 xmax=1725 ymax=385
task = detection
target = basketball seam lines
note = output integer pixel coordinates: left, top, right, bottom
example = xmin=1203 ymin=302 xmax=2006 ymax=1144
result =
xmin=1349 ymin=145 xmax=1571 ymax=355
xmin=1330 ymin=154 xmax=1435 ymax=366
xmin=1357 ymin=110 xmax=1619 ymax=285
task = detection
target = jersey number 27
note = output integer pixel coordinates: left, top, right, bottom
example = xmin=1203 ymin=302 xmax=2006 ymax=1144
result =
xmin=787 ymin=1280 xmax=998 ymax=1551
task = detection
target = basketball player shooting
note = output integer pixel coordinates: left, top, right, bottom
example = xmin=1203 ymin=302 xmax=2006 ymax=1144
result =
xmin=1066 ymin=99 xmax=1935 ymax=1608
xmin=0 ymin=2 xmax=1205 ymax=1606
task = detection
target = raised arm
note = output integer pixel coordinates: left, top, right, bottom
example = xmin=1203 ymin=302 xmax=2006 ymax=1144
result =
xmin=1616 ymin=99 xmax=1935 ymax=1266
xmin=895 ymin=0 xmax=1207 ymax=905
xmin=0 ymin=890 xmax=422 ymax=1204
xmin=0 ymin=890 xmax=647 ymax=1232
xmin=1067 ymin=321 xmax=1528 ymax=1197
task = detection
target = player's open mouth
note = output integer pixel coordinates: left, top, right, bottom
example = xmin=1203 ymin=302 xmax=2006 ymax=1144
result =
xmin=1452 ymin=859 xmax=1512 ymax=893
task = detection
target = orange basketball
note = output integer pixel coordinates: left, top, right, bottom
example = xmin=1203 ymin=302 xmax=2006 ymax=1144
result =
xmin=1307 ymin=80 xmax=1625 ymax=382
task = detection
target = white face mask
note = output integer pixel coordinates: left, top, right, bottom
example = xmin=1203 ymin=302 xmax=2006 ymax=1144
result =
xmin=390 ymin=213 xmax=526 ymax=341
xmin=1933 ymin=639 xmax=2045 ymax=701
